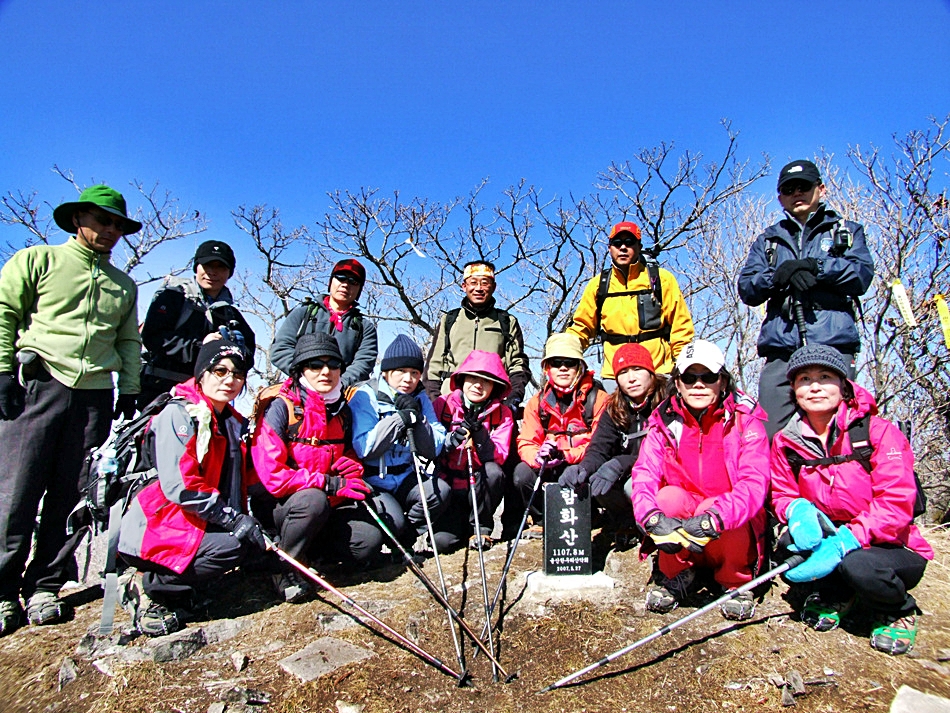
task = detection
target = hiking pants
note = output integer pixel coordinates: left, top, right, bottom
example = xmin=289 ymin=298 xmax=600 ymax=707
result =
xmin=432 ymin=462 xmax=505 ymax=551
xmin=371 ymin=474 xmax=451 ymax=547
xmin=0 ymin=370 xmax=112 ymax=600
xmin=512 ymin=460 xmax=566 ymax=522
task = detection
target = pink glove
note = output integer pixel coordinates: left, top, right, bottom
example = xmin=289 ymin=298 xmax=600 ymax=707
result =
xmin=331 ymin=456 xmax=363 ymax=480
xmin=535 ymin=441 xmax=563 ymax=467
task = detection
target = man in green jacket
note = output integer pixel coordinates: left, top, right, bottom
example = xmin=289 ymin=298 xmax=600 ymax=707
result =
xmin=0 ymin=184 xmax=141 ymax=636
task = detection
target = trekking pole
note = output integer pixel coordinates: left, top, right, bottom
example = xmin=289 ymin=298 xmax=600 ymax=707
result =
xmin=265 ymin=537 xmax=463 ymax=682
xmin=360 ymin=499 xmax=516 ymax=682
xmin=475 ymin=456 xmax=549 ymax=653
xmin=538 ymin=554 xmax=807 ymax=692
xmin=405 ymin=428 xmax=468 ymax=679
xmin=465 ymin=443 xmax=500 ymax=682
xmin=793 ymin=292 xmax=808 ymax=347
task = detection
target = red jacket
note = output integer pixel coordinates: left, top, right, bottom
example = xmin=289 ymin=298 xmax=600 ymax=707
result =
xmin=518 ymin=371 xmax=609 ymax=465
xmin=771 ymin=383 xmax=933 ymax=559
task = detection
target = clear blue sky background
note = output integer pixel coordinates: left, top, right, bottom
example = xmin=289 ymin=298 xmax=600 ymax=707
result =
xmin=1 ymin=0 xmax=949 ymax=264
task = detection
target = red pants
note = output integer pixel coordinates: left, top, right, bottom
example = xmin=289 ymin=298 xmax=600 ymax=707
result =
xmin=655 ymin=486 xmax=758 ymax=590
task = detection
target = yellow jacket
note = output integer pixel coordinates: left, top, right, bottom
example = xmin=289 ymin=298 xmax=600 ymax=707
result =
xmin=568 ymin=262 xmax=694 ymax=377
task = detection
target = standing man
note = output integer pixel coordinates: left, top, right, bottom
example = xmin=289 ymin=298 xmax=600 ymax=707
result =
xmin=139 ymin=240 xmax=256 ymax=408
xmin=568 ymin=221 xmax=694 ymax=383
xmin=738 ymin=159 xmax=874 ymax=438
xmin=424 ymin=260 xmax=530 ymax=412
xmin=0 ymin=185 xmax=142 ymax=635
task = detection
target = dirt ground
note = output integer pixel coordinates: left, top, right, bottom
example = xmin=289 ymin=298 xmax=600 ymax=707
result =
xmin=2 ymin=526 xmax=949 ymax=713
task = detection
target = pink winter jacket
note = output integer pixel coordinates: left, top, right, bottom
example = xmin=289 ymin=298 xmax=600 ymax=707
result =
xmin=771 ymin=383 xmax=933 ymax=559
xmin=631 ymin=391 xmax=770 ymax=538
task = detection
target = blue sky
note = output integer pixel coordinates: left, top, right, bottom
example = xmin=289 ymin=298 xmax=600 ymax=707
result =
xmin=1 ymin=0 xmax=949 ymax=261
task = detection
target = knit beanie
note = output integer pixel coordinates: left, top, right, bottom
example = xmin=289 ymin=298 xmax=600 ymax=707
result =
xmin=612 ymin=343 xmax=655 ymax=376
xmin=381 ymin=334 xmax=424 ymax=372
xmin=194 ymin=339 xmax=248 ymax=379
xmin=292 ymin=333 xmax=343 ymax=371
xmin=786 ymin=344 xmax=849 ymax=381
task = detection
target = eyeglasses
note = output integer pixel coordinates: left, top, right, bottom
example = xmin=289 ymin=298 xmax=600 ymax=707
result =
xmin=332 ymin=273 xmax=361 ymax=286
xmin=87 ymin=211 xmax=128 ymax=232
xmin=780 ymin=180 xmax=816 ymax=196
xmin=304 ymin=358 xmax=343 ymax=371
xmin=609 ymin=236 xmax=640 ymax=249
xmin=547 ymin=358 xmax=580 ymax=370
xmin=678 ymin=371 xmax=720 ymax=386
xmin=464 ymin=278 xmax=494 ymax=288
xmin=209 ymin=365 xmax=247 ymax=381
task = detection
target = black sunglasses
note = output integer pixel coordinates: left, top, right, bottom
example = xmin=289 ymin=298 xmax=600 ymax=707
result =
xmin=88 ymin=210 xmax=128 ymax=231
xmin=332 ymin=273 xmax=361 ymax=286
xmin=609 ymin=236 xmax=640 ymax=249
xmin=304 ymin=358 xmax=343 ymax=370
xmin=679 ymin=371 xmax=720 ymax=386
xmin=779 ymin=180 xmax=816 ymax=196
xmin=547 ymin=358 xmax=580 ymax=369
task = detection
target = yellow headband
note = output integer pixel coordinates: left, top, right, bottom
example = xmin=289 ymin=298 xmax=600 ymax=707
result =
xmin=463 ymin=263 xmax=495 ymax=280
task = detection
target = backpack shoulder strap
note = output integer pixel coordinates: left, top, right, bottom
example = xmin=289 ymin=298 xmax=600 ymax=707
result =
xmin=295 ymin=299 xmax=322 ymax=340
xmin=496 ymin=309 xmax=511 ymax=352
xmin=784 ymin=413 xmax=874 ymax=477
xmin=441 ymin=308 xmax=462 ymax=369
xmin=593 ymin=267 xmax=613 ymax=337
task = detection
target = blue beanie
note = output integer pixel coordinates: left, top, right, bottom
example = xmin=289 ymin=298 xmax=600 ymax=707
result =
xmin=381 ymin=334 xmax=424 ymax=373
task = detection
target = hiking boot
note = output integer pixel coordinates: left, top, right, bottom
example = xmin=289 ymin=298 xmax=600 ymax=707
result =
xmin=801 ymin=592 xmax=853 ymax=632
xmin=26 ymin=591 xmax=65 ymax=626
xmin=870 ymin=612 xmax=919 ymax=656
xmin=720 ymin=589 xmax=756 ymax=621
xmin=0 ymin=600 xmax=23 ymax=637
xmin=135 ymin=602 xmax=181 ymax=637
xmin=469 ymin=533 xmax=494 ymax=551
xmin=646 ymin=568 xmax=696 ymax=614
xmin=272 ymin=571 xmax=312 ymax=604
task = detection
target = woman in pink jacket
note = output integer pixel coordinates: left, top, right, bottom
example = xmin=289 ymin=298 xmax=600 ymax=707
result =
xmin=432 ymin=350 xmax=514 ymax=552
xmin=771 ymin=345 xmax=933 ymax=656
xmin=631 ymin=340 xmax=769 ymax=621
xmin=251 ymin=334 xmax=378 ymax=603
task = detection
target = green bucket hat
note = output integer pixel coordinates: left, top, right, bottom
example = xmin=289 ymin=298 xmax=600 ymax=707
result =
xmin=53 ymin=184 xmax=142 ymax=235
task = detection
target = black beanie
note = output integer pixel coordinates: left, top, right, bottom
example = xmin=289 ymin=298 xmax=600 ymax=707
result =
xmin=292 ymin=333 xmax=344 ymax=371
xmin=194 ymin=339 xmax=248 ymax=379
xmin=380 ymin=334 xmax=424 ymax=373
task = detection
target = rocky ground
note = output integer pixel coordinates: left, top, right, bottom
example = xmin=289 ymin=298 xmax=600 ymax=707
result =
xmin=1 ymin=525 xmax=949 ymax=713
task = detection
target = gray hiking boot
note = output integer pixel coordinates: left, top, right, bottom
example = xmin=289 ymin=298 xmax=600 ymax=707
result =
xmin=272 ymin=571 xmax=312 ymax=604
xmin=121 ymin=571 xmax=181 ymax=637
xmin=646 ymin=567 xmax=696 ymax=614
xmin=0 ymin=599 xmax=23 ymax=636
xmin=26 ymin=591 xmax=65 ymax=626
xmin=720 ymin=589 xmax=756 ymax=621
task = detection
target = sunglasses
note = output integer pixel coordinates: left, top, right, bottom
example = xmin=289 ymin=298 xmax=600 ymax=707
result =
xmin=547 ymin=358 xmax=580 ymax=370
xmin=209 ymin=365 xmax=247 ymax=381
xmin=304 ymin=358 xmax=343 ymax=371
xmin=779 ymin=180 xmax=816 ymax=196
xmin=332 ymin=273 xmax=361 ymax=286
xmin=88 ymin=211 xmax=128 ymax=232
xmin=609 ymin=236 xmax=640 ymax=249
xmin=678 ymin=371 xmax=720 ymax=386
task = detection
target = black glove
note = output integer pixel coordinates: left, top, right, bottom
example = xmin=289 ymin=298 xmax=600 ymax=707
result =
xmin=772 ymin=258 xmax=818 ymax=289
xmin=643 ymin=510 xmax=689 ymax=554
xmin=397 ymin=409 xmax=419 ymax=429
xmin=113 ymin=394 xmax=138 ymax=421
xmin=446 ymin=425 xmax=470 ymax=450
xmin=589 ymin=459 xmax=625 ymax=498
xmin=463 ymin=411 xmax=483 ymax=434
xmin=558 ymin=465 xmax=588 ymax=491
xmin=0 ymin=373 xmax=25 ymax=420
xmin=227 ymin=512 xmax=268 ymax=551
xmin=789 ymin=267 xmax=818 ymax=292
xmin=677 ymin=509 xmax=723 ymax=553
xmin=394 ymin=393 xmax=421 ymax=414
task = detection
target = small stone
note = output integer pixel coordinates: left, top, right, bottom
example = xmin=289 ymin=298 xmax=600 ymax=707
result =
xmin=336 ymin=702 xmax=365 ymax=713
xmin=148 ymin=627 xmax=207 ymax=663
xmin=204 ymin=618 xmax=253 ymax=645
xmin=919 ymin=660 xmax=950 ymax=676
xmin=58 ymin=657 xmax=79 ymax=690
xmin=92 ymin=658 xmax=115 ymax=677
xmin=936 ymin=648 xmax=950 ymax=662
xmin=781 ymin=686 xmax=796 ymax=706
xmin=279 ymin=637 xmax=373 ymax=683
xmin=230 ymin=651 xmax=248 ymax=672
xmin=767 ymin=673 xmax=786 ymax=688
xmin=822 ymin=667 xmax=836 ymax=676
xmin=786 ymin=669 xmax=806 ymax=695
xmin=207 ymin=703 xmax=227 ymax=713
xmin=724 ymin=681 xmax=747 ymax=690
xmin=890 ymin=684 xmax=950 ymax=712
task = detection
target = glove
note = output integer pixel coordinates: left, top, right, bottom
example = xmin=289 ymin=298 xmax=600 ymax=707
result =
xmin=786 ymin=525 xmax=860 ymax=583
xmin=643 ymin=510 xmax=690 ymax=554
xmin=535 ymin=441 xmax=563 ymax=467
xmin=0 ymin=373 xmax=25 ymax=420
xmin=463 ymin=412 xmax=483 ymax=434
xmin=325 ymin=473 xmax=372 ymax=500
xmin=558 ymin=465 xmax=588 ymax=491
xmin=788 ymin=268 xmax=818 ymax=292
xmin=394 ymin=393 xmax=421 ymax=413
xmin=330 ymin=456 xmax=363 ymax=480
xmin=589 ymin=459 xmax=625 ymax=498
xmin=226 ymin=512 xmax=268 ymax=551
xmin=113 ymin=394 xmax=138 ymax=421
xmin=677 ymin=509 xmax=722 ymax=554
xmin=397 ymin=410 xmax=418 ymax=428
xmin=772 ymin=258 xmax=818 ymax=289
xmin=446 ymin=425 xmax=470 ymax=450
xmin=786 ymin=498 xmax=835 ymax=552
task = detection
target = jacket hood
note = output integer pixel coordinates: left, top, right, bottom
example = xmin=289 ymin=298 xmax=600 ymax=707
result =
xmin=450 ymin=349 xmax=512 ymax=397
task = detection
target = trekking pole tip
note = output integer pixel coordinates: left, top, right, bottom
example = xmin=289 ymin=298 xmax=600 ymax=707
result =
xmin=456 ymin=670 xmax=473 ymax=687
xmin=504 ymin=671 xmax=520 ymax=684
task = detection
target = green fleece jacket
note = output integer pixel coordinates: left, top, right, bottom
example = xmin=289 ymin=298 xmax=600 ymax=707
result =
xmin=0 ymin=238 xmax=140 ymax=392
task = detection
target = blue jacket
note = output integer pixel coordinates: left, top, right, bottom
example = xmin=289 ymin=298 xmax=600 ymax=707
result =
xmin=737 ymin=205 xmax=874 ymax=355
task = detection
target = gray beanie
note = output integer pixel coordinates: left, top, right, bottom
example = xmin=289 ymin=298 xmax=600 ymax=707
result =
xmin=291 ymin=333 xmax=343 ymax=371
xmin=381 ymin=334 xmax=424 ymax=373
xmin=786 ymin=344 xmax=849 ymax=381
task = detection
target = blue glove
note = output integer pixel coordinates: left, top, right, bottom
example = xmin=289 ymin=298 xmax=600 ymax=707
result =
xmin=786 ymin=498 xmax=835 ymax=552
xmin=786 ymin=525 xmax=860 ymax=583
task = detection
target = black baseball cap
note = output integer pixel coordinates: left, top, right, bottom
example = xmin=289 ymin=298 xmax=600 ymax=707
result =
xmin=193 ymin=240 xmax=236 ymax=274
xmin=777 ymin=160 xmax=822 ymax=190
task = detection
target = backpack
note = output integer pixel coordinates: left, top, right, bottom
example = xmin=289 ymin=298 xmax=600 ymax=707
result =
xmin=295 ymin=297 xmax=364 ymax=342
xmin=592 ymin=256 xmax=669 ymax=346
xmin=783 ymin=413 xmax=927 ymax=519
xmin=437 ymin=307 xmax=512 ymax=380
xmin=539 ymin=380 xmax=603 ymax=436
xmin=69 ymin=391 xmax=175 ymax=635
xmin=250 ymin=384 xmax=352 ymax=454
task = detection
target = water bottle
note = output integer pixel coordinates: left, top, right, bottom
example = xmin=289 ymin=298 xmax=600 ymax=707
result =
xmin=96 ymin=447 xmax=120 ymax=510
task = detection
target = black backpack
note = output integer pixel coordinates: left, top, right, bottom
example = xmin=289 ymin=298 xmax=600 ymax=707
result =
xmin=436 ymin=307 xmax=512 ymax=381
xmin=539 ymin=381 xmax=603 ymax=437
xmin=592 ymin=256 xmax=669 ymax=346
xmin=783 ymin=413 xmax=927 ymax=519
